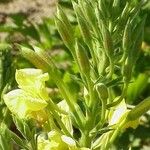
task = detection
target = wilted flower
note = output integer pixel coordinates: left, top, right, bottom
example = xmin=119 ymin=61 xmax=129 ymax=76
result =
xmin=3 ymin=68 xmax=49 ymax=120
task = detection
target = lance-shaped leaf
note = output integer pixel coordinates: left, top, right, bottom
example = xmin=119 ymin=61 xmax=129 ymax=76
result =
xmin=130 ymin=16 xmax=146 ymax=64
xmin=122 ymin=19 xmax=132 ymax=53
xmin=56 ymin=6 xmax=75 ymax=52
xmin=127 ymin=97 xmax=150 ymax=121
xmin=73 ymin=2 xmax=92 ymax=47
xmin=75 ymin=40 xmax=90 ymax=78
xmin=101 ymin=24 xmax=114 ymax=58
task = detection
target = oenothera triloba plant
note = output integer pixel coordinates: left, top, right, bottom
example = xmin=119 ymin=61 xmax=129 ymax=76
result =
xmin=2 ymin=0 xmax=150 ymax=150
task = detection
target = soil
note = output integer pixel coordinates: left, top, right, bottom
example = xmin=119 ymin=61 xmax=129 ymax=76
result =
xmin=0 ymin=0 xmax=57 ymax=23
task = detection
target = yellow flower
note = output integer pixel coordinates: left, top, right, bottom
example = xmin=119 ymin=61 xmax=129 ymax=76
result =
xmin=15 ymin=69 xmax=49 ymax=100
xmin=38 ymin=130 xmax=75 ymax=150
xmin=3 ymin=68 xmax=49 ymax=120
xmin=38 ymin=130 xmax=90 ymax=150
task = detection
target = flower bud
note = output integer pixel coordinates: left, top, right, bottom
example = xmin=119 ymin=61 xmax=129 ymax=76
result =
xmin=75 ymin=41 xmax=90 ymax=77
xmin=122 ymin=20 xmax=131 ymax=52
xmin=20 ymin=45 xmax=50 ymax=72
xmin=56 ymin=7 xmax=75 ymax=51
xmin=102 ymin=24 xmax=114 ymax=57
xmin=95 ymin=83 xmax=108 ymax=101
xmin=82 ymin=1 xmax=97 ymax=27
xmin=73 ymin=2 xmax=92 ymax=47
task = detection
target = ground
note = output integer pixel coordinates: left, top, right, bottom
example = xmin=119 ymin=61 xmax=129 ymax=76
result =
xmin=0 ymin=0 xmax=57 ymax=23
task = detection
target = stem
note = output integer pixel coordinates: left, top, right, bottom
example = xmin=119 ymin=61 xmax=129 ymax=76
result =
xmin=119 ymin=51 xmax=127 ymax=63
xmin=56 ymin=79 xmax=85 ymax=129
xmin=86 ymin=76 xmax=94 ymax=107
xmin=100 ymin=98 xmax=106 ymax=125
xmin=30 ymin=137 xmax=37 ymax=150
xmin=107 ymin=58 xmax=114 ymax=79
xmin=48 ymin=98 xmax=68 ymax=115
xmin=80 ymin=131 xmax=91 ymax=148
xmin=88 ymin=43 xmax=97 ymax=67
xmin=47 ymin=104 xmax=72 ymax=138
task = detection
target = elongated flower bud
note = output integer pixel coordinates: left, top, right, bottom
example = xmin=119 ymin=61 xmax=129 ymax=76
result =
xmin=83 ymin=1 xmax=97 ymax=27
xmin=75 ymin=41 xmax=90 ymax=77
xmin=95 ymin=83 xmax=108 ymax=102
xmin=55 ymin=18 xmax=74 ymax=52
xmin=122 ymin=20 xmax=131 ymax=51
xmin=19 ymin=45 xmax=50 ymax=72
xmin=73 ymin=2 xmax=92 ymax=47
xmin=102 ymin=24 xmax=114 ymax=58
xmin=57 ymin=6 xmax=72 ymax=31
xmin=127 ymin=97 xmax=150 ymax=121
xmin=56 ymin=6 xmax=75 ymax=51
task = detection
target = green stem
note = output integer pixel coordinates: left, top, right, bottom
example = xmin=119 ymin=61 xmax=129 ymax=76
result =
xmin=88 ymin=43 xmax=97 ymax=67
xmin=86 ymin=76 xmax=94 ymax=107
xmin=47 ymin=104 xmax=72 ymax=138
xmin=100 ymin=98 xmax=106 ymax=125
xmin=107 ymin=58 xmax=114 ymax=79
xmin=80 ymin=131 xmax=91 ymax=148
xmin=55 ymin=79 xmax=85 ymax=129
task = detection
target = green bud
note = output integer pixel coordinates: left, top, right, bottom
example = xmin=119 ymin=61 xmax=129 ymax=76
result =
xmin=102 ymin=24 xmax=114 ymax=57
xmin=122 ymin=19 xmax=131 ymax=52
xmin=55 ymin=17 xmax=74 ymax=52
xmin=20 ymin=45 xmax=50 ymax=72
xmin=75 ymin=40 xmax=90 ymax=77
xmin=95 ymin=83 xmax=108 ymax=101
xmin=32 ymin=46 xmax=60 ymax=76
xmin=83 ymin=1 xmax=97 ymax=27
xmin=73 ymin=2 xmax=92 ymax=47
xmin=57 ymin=5 xmax=72 ymax=32
xmin=127 ymin=97 xmax=150 ymax=121
xmin=56 ymin=6 xmax=74 ymax=51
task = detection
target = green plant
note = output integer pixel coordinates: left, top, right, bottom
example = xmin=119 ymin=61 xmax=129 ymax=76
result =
xmin=1 ymin=0 xmax=150 ymax=150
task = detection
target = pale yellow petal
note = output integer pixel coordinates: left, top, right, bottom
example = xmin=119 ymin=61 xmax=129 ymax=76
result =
xmin=109 ymin=99 xmax=127 ymax=125
xmin=16 ymin=68 xmax=49 ymax=100
xmin=3 ymin=89 xmax=47 ymax=118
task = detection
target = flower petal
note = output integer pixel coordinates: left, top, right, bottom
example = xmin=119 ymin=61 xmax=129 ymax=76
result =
xmin=109 ymin=98 xmax=128 ymax=125
xmin=15 ymin=68 xmax=49 ymax=100
xmin=4 ymin=89 xmax=47 ymax=118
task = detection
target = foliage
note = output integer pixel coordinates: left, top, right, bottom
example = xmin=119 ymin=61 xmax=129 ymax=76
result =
xmin=0 ymin=0 xmax=150 ymax=150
